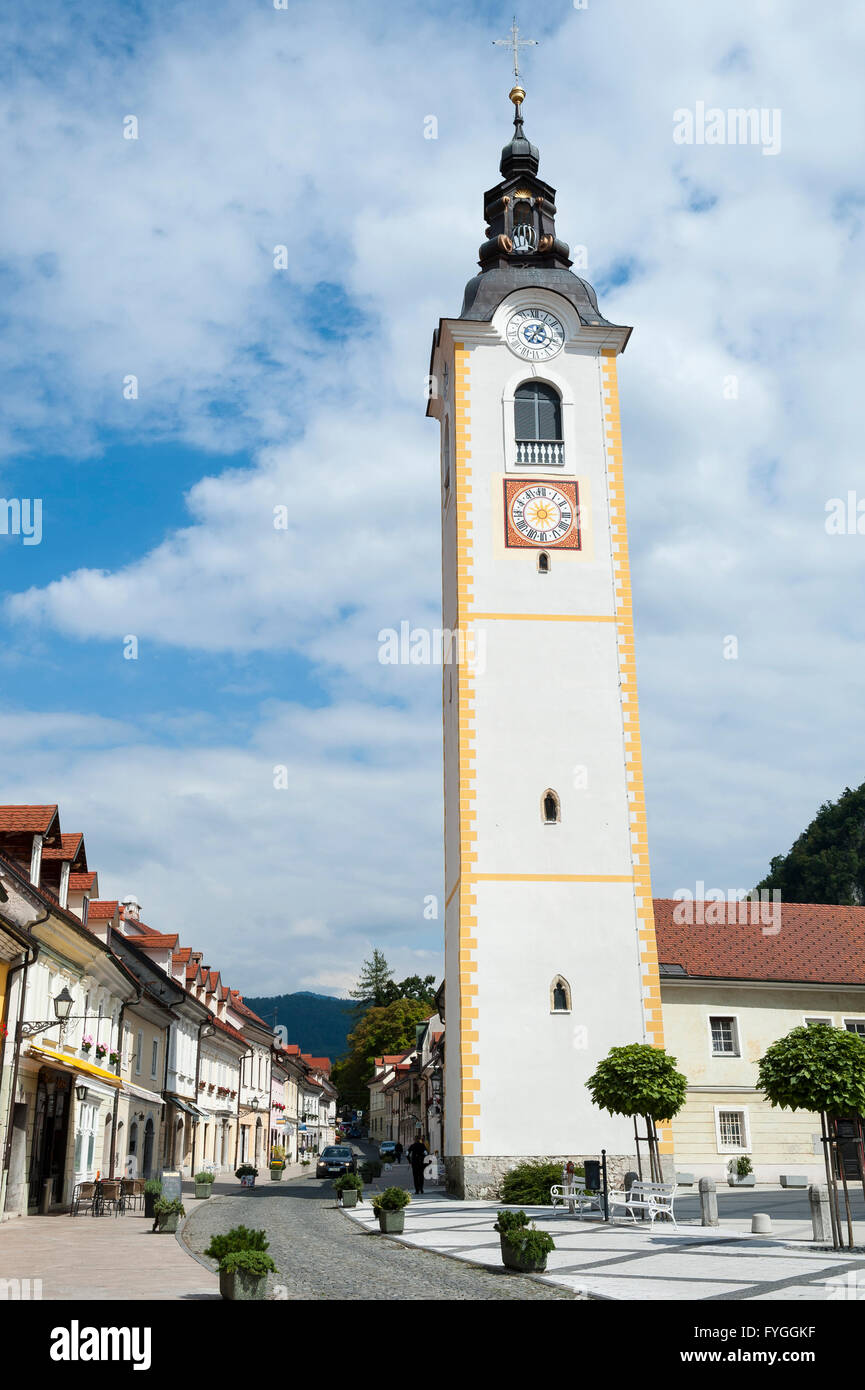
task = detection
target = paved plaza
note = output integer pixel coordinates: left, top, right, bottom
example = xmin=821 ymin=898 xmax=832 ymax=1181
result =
xmin=343 ymin=1184 xmax=865 ymax=1301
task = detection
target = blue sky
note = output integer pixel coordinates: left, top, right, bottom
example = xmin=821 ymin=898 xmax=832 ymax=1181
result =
xmin=1 ymin=0 xmax=864 ymax=994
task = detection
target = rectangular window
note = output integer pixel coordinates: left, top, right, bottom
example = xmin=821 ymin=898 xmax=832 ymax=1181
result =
xmin=710 ymin=1016 xmax=739 ymax=1055
xmin=844 ymin=1019 xmax=865 ymax=1036
xmin=805 ymin=1017 xmax=833 ymax=1027
xmin=718 ymin=1110 xmax=746 ymax=1149
xmin=151 ymin=1039 xmax=159 ymax=1078
xmin=135 ymin=1031 xmax=143 ymax=1075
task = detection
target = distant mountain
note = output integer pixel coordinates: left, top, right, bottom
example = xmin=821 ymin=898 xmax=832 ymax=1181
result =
xmin=244 ymin=990 xmax=356 ymax=1062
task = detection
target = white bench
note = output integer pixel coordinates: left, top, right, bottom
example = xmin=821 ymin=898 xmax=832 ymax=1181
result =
xmin=608 ymin=1180 xmax=678 ymax=1229
xmin=550 ymin=1166 xmax=603 ymax=1219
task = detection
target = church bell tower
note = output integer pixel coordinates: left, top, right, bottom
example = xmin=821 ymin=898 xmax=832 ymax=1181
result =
xmin=426 ymin=77 xmax=669 ymax=1198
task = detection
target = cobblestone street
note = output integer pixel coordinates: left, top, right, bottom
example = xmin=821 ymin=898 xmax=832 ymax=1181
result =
xmin=182 ymin=1172 xmax=578 ymax=1301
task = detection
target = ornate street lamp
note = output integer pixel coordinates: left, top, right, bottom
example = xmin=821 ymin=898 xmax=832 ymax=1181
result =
xmin=18 ymin=985 xmax=84 ymax=1039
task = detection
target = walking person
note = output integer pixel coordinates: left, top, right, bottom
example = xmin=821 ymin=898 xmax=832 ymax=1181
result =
xmin=394 ymin=1140 xmax=404 ymax=1164
xmin=407 ymin=1136 xmax=428 ymax=1195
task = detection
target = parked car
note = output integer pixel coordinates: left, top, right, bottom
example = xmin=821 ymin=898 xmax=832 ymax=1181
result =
xmin=379 ymin=1140 xmax=397 ymax=1161
xmin=316 ymin=1145 xmax=358 ymax=1179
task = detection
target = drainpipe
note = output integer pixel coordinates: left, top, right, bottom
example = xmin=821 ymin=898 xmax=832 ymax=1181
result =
xmin=234 ymin=1049 xmax=252 ymax=1170
xmin=191 ymin=1019 xmax=214 ymax=1176
xmin=108 ymin=984 xmax=141 ymax=1180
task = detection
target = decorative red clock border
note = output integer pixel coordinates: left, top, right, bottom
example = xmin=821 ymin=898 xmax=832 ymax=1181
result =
xmin=503 ymin=478 xmax=581 ymax=550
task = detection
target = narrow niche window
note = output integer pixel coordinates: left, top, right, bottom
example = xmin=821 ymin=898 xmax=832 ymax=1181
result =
xmin=551 ymin=977 xmax=572 ymax=1013
xmin=442 ymin=420 xmax=451 ymax=493
xmin=537 ymin=551 xmax=550 ymax=574
xmin=542 ymin=789 xmax=561 ymax=824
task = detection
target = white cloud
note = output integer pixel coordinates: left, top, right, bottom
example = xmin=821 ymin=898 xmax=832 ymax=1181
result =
xmin=3 ymin=0 xmax=865 ymax=995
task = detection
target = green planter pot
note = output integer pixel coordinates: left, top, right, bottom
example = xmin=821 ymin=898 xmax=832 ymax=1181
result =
xmin=270 ymin=1167 xmax=284 ymax=1182
xmin=156 ymin=1214 xmax=180 ymax=1234
xmin=219 ymin=1269 xmax=269 ymax=1301
xmin=377 ymin=1208 xmax=405 ymax=1234
xmin=499 ymin=1235 xmax=548 ymax=1274
xmin=341 ymin=1189 xmax=359 ymax=1208
xmin=194 ymin=1182 xmax=211 ymax=1199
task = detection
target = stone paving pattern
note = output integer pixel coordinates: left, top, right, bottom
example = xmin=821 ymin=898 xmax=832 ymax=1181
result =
xmin=182 ymin=1172 xmax=578 ymax=1300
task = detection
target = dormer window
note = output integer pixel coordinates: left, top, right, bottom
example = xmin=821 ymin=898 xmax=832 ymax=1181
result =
xmin=515 ymin=382 xmax=563 ymax=465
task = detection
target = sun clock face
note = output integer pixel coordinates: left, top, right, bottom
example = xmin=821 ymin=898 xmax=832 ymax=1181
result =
xmin=505 ymin=307 xmax=565 ymax=361
xmin=504 ymin=479 xmax=581 ymax=549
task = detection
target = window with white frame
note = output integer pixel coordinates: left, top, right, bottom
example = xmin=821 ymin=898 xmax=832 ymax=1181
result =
xmin=151 ymin=1038 xmax=159 ymax=1078
xmin=709 ymin=1016 xmax=740 ymax=1056
xmin=715 ymin=1108 xmax=749 ymax=1151
xmin=805 ymin=1017 xmax=833 ymax=1027
xmin=135 ymin=1030 xmax=143 ymax=1075
xmin=844 ymin=1019 xmax=865 ymax=1036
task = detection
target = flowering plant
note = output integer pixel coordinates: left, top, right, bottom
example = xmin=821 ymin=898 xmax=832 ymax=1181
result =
xmin=109 ymin=1050 xmax=120 ymax=1067
xmin=95 ymin=1042 xmax=107 ymax=1059
xmin=81 ymin=1034 xmax=93 ymax=1053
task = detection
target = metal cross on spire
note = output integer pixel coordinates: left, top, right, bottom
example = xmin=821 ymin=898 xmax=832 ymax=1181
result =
xmin=492 ymin=17 xmax=538 ymax=84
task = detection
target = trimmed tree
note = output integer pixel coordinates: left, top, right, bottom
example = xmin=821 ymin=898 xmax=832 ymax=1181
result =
xmin=586 ymin=1044 xmax=688 ymax=1183
xmin=757 ymin=1024 xmax=865 ymax=1248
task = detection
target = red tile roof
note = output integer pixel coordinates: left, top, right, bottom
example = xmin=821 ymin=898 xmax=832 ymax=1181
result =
xmin=173 ymin=948 xmax=191 ymax=964
xmin=654 ymin=899 xmax=865 ymax=986
xmin=68 ymin=871 xmax=97 ymax=891
xmin=88 ymin=900 xmax=119 ymax=920
xmin=228 ymin=990 xmax=269 ymax=1028
xmin=0 ymin=805 xmax=59 ymax=834
xmin=130 ymin=931 xmax=178 ymax=949
xmin=301 ymin=1054 xmax=331 ymax=1072
xmin=213 ymin=1016 xmax=247 ymax=1046
xmin=42 ymin=833 xmax=85 ymax=863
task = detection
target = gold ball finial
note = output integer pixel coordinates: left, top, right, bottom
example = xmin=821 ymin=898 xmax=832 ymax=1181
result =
xmin=509 ymin=85 xmax=525 ymax=107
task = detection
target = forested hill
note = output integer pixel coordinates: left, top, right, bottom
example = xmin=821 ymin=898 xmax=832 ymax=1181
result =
xmin=243 ymin=991 xmax=355 ymax=1061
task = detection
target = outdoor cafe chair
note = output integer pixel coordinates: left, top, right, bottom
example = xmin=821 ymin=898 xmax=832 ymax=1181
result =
xmin=71 ymin=1181 xmax=96 ymax=1216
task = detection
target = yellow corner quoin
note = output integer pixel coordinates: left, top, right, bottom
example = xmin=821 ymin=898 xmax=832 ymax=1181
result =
xmin=601 ymin=351 xmax=667 ymax=1142
xmin=453 ymin=343 xmax=480 ymax=1155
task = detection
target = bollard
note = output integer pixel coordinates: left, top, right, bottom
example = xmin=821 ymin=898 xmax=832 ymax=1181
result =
xmin=751 ymin=1213 xmax=771 ymax=1235
xmin=808 ymin=1183 xmax=832 ymax=1243
xmin=699 ymin=1176 xmax=719 ymax=1226
xmin=624 ymin=1170 xmax=639 ymax=1194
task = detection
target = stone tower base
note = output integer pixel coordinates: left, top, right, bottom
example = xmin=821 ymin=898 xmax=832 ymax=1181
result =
xmin=445 ymin=1151 xmax=675 ymax=1200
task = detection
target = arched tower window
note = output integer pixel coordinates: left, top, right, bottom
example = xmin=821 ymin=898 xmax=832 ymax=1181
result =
xmin=542 ymin=789 xmax=560 ymax=824
xmin=551 ymin=976 xmax=572 ymax=1013
xmin=515 ymin=382 xmax=562 ymax=465
xmin=537 ymin=551 xmax=550 ymax=574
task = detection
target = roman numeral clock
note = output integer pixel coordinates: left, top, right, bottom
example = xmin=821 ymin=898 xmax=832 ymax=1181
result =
xmin=426 ymin=75 xmax=667 ymax=1199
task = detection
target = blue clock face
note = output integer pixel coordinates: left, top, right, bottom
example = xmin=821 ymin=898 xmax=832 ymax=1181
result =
xmin=506 ymin=308 xmax=565 ymax=361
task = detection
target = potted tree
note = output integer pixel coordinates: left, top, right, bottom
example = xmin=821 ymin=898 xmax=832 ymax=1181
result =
xmin=153 ymin=1197 xmax=185 ymax=1233
xmin=757 ymin=1024 xmax=865 ymax=1249
xmin=235 ymin=1163 xmax=258 ymax=1188
xmin=143 ymin=1179 xmax=163 ymax=1219
xmin=494 ymin=1209 xmax=556 ymax=1273
xmin=586 ymin=1043 xmax=688 ymax=1184
xmin=727 ymin=1155 xmax=755 ymax=1187
xmin=269 ymin=1146 xmax=286 ymax=1182
xmin=194 ymin=1171 xmax=216 ymax=1199
xmin=372 ymin=1186 xmax=411 ymax=1234
xmin=333 ymin=1172 xmax=364 ymax=1208
xmin=204 ymin=1226 xmax=274 ymax=1301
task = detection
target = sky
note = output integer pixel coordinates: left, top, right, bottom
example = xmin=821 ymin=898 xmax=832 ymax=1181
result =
xmin=1 ymin=0 xmax=864 ymax=996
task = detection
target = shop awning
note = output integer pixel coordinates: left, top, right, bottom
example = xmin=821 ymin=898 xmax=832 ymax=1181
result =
xmin=28 ymin=1042 xmax=123 ymax=1089
xmin=122 ymin=1081 xmax=164 ymax=1107
xmin=167 ymin=1096 xmax=206 ymax=1119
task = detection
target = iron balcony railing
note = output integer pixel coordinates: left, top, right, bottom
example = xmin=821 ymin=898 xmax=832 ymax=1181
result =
xmin=516 ymin=439 xmax=564 ymax=466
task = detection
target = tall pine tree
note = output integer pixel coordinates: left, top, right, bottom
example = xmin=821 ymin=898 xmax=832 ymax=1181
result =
xmin=349 ymin=949 xmax=394 ymax=1006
